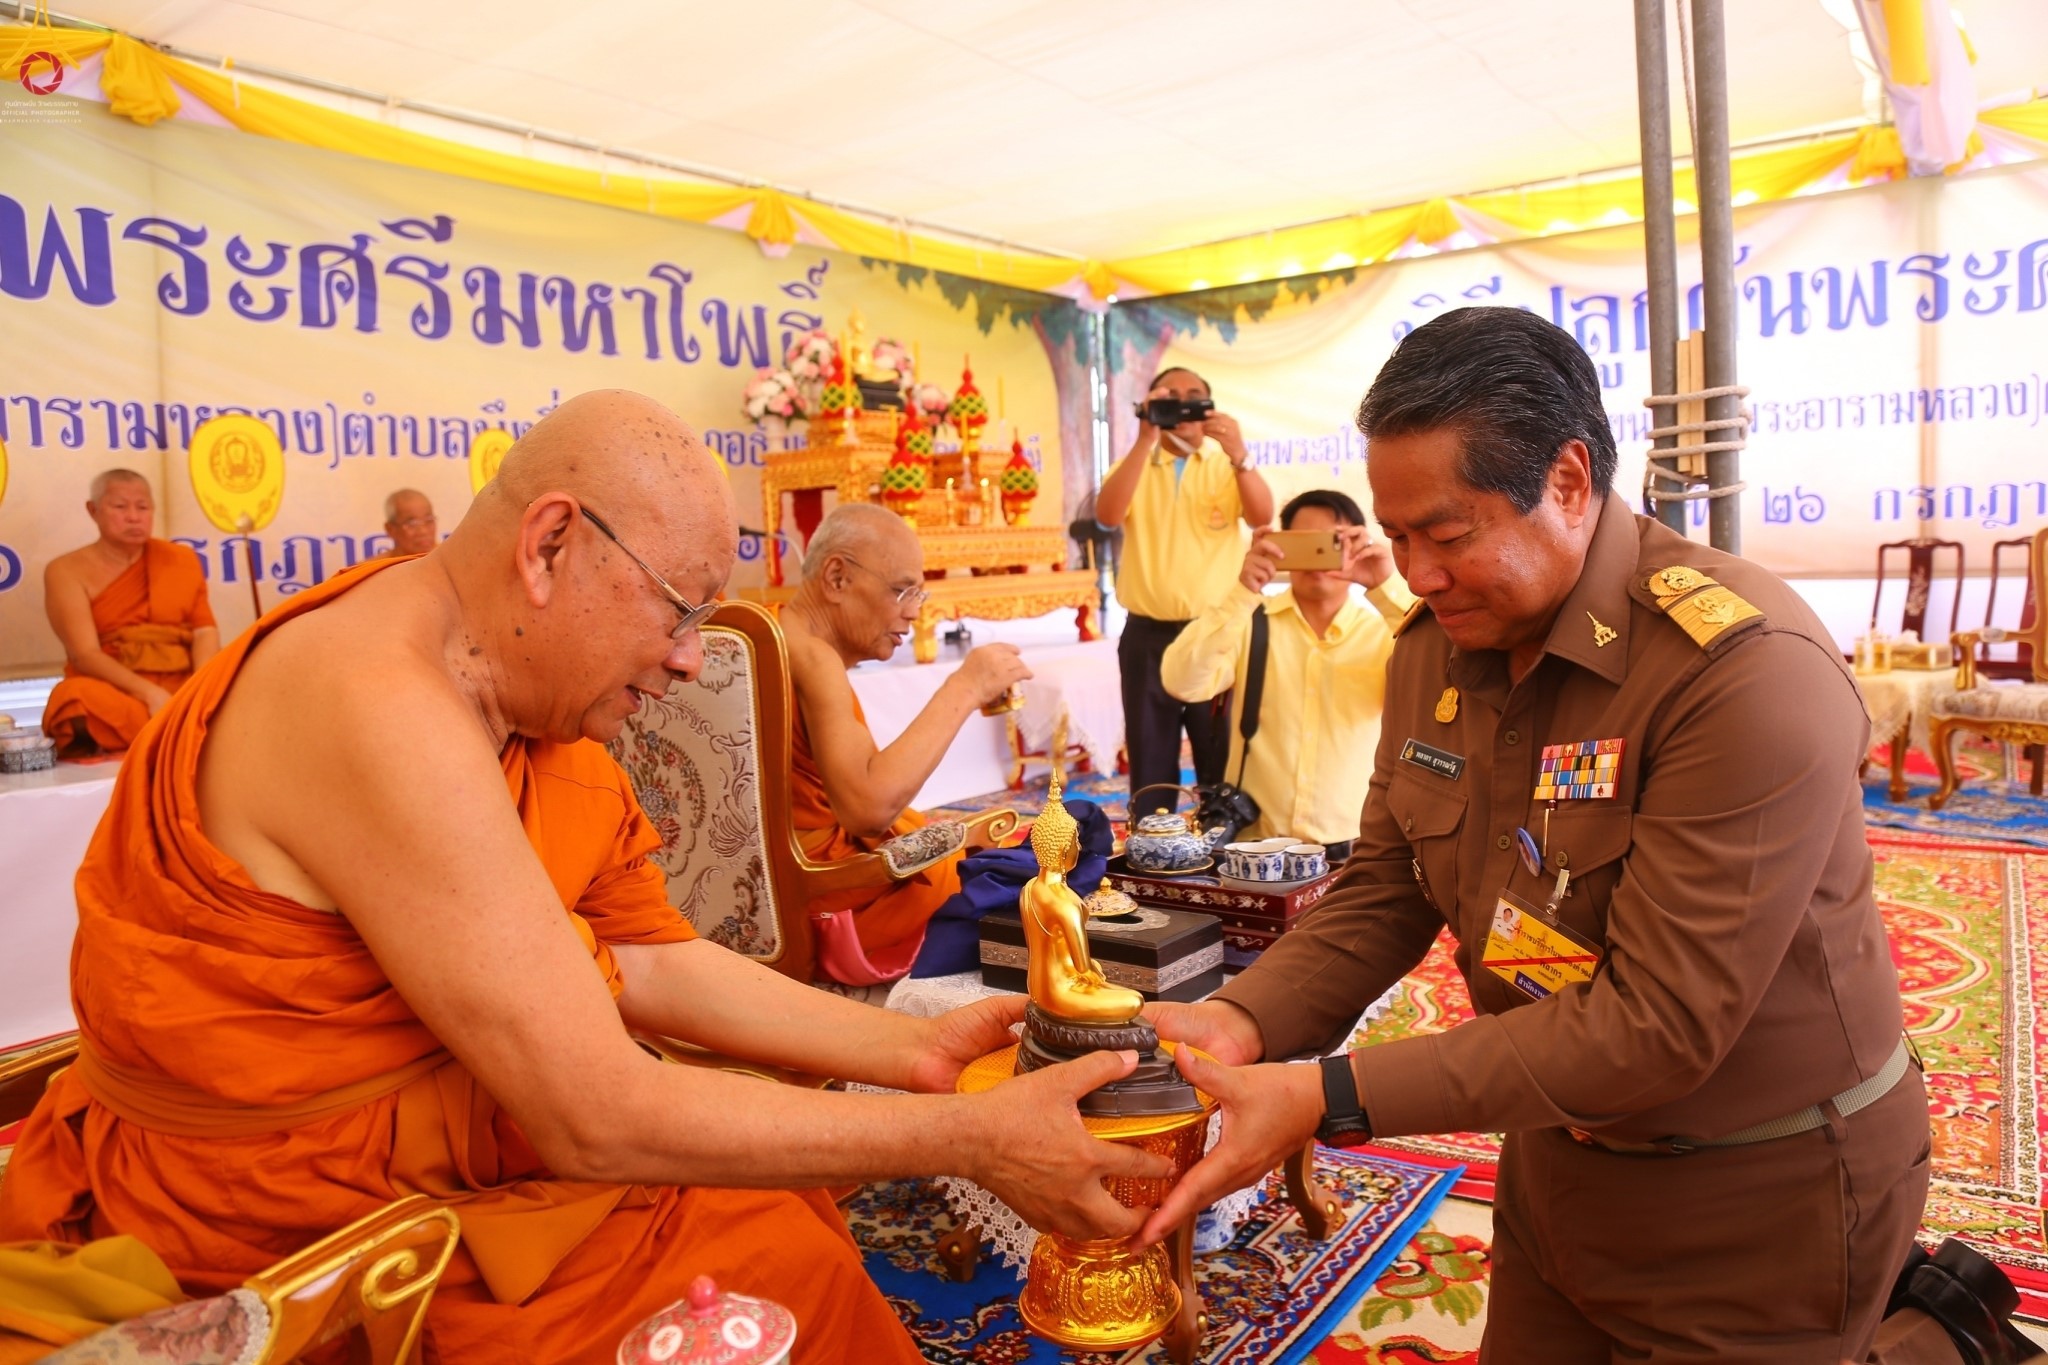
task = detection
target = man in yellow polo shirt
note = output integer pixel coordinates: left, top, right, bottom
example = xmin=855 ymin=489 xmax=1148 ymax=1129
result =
xmin=1160 ymin=490 xmax=1411 ymax=853
xmin=1094 ymin=367 xmax=1274 ymax=815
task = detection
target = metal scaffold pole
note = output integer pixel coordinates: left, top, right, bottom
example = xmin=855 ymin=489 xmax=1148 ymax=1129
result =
xmin=1690 ymin=0 xmax=1743 ymax=554
xmin=1632 ymin=0 xmax=1686 ymax=535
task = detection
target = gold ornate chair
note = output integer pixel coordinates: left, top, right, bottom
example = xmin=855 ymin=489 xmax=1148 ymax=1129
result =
xmin=1 ymin=1037 xmax=459 ymax=1365
xmin=1931 ymin=527 xmax=2048 ymax=808
xmin=606 ymin=599 xmax=1016 ymax=985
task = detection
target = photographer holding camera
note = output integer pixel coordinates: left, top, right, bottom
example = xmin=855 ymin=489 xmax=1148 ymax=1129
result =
xmin=1094 ymin=367 xmax=1274 ymax=816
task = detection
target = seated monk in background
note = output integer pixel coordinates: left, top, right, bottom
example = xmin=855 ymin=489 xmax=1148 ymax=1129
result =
xmin=0 ymin=392 xmax=1165 ymax=1365
xmin=377 ymin=487 xmax=439 ymax=557
xmin=780 ymin=504 xmax=1032 ymax=978
xmin=41 ymin=470 xmax=218 ymax=758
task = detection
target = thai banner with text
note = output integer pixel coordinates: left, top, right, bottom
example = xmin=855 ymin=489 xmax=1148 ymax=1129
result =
xmin=0 ymin=107 xmax=1080 ymax=671
xmin=1109 ymin=163 xmax=2048 ymax=577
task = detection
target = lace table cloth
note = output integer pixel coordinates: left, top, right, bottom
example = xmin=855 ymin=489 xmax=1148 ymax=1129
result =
xmin=879 ymin=969 xmax=1398 ymax=1272
xmin=1854 ymin=667 xmax=1959 ymax=752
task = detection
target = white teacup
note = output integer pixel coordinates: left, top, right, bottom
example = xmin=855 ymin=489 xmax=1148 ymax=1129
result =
xmin=1223 ymin=838 xmax=1293 ymax=881
xmin=1284 ymin=843 xmax=1327 ymax=880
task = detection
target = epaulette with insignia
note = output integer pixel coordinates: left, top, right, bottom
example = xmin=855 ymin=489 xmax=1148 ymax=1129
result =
xmin=1392 ymin=598 xmax=1431 ymax=639
xmin=1645 ymin=565 xmax=1764 ymax=649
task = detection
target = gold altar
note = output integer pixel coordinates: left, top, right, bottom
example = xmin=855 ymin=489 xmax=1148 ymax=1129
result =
xmin=754 ymin=409 xmax=1098 ymax=661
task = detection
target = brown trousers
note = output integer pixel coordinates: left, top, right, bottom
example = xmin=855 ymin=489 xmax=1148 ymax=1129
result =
xmin=1479 ymin=1068 xmax=1945 ymax=1363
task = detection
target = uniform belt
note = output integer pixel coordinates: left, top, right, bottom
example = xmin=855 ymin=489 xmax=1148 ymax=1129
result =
xmin=1566 ymin=1037 xmax=1914 ymax=1156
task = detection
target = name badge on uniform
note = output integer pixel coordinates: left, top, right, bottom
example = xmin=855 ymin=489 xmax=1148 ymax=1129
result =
xmin=1400 ymin=737 xmax=1465 ymax=781
xmin=1533 ymin=738 xmax=1624 ymax=801
xmin=1482 ymin=891 xmax=1602 ymax=1000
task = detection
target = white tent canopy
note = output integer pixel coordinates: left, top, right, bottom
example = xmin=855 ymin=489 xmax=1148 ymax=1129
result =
xmin=47 ymin=0 xmax=2048 ymax=261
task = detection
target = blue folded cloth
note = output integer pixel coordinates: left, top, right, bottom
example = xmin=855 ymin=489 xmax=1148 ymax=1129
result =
xmin=910 ymin=799 xmax=1114 ymax=979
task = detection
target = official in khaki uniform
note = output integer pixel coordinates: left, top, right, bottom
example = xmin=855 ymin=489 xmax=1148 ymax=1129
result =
xmin=1147 ymin=307 xmax=2031 ymax=1365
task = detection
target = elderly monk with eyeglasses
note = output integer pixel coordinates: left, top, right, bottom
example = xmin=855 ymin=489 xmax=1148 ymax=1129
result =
xmin=0 ymin=392 xmax=1169 ymax=1365
xmin=778 ymin=503 xmax=1032 ymax=980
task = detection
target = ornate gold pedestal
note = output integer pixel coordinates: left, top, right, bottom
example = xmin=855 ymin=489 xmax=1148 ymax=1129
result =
xmin=956 ymin=1044 xmax=1216 ymax=1352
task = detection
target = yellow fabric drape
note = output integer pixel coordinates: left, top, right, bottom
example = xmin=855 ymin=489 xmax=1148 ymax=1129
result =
xmin=0 ymin=1237 xmax=184 ymax=1349
xmin=2 ymin=21 xmax=2042 ymax=303
xmin=1878 ymin=0 xmax=1932 ymax=85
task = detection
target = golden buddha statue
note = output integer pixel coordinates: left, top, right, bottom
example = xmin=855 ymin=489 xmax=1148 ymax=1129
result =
xmin=1020 ymin=771 xmax=1145 ymax=1025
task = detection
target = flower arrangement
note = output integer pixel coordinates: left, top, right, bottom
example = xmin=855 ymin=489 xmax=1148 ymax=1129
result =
xmin=783 ymin=328 xmax=836 ymax=384
xmin=908 ymin=381 xmax=950 ymax=423
xmin=871 ymin=338 xmax=914 ymax=385
xmin=741 ymin=367 xmax=808 ymax=424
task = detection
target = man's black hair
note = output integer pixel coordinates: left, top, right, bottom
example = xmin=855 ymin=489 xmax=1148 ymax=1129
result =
xmin=1355 ymin=306 xmax=1617 ymax=513
xmin=1149 ymin=365 xmax=1210 ymax=395
xmin=1280 ymin=488 xmax=1365 ymax=530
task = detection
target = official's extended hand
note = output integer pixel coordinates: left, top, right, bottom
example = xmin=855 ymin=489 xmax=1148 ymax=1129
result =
xmin=1145 ymin=998 xmax=1266 ymax=1066
xmin=1134 ymin=1048 xmax=1324 ymax=1246
xmin=901 ymin=995 xmax=1026 ymax=1095
xmin=968 ymin=1050 xmax=1178 ymax=1242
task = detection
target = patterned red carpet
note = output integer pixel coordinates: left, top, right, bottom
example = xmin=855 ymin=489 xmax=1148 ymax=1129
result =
xmin=1350 ymin=827 xmax=2048 ymax=1316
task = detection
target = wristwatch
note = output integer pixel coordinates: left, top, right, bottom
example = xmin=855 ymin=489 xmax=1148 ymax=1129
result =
xmin=1315 ymin=1053 xmax=1374 ymax=1149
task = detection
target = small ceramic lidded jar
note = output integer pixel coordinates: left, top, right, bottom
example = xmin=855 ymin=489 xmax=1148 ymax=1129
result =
xmin=1124 ymin=811 xmax=1210 ymax=871
xmin=617 ymin=1276 xmax=796 ymax=1365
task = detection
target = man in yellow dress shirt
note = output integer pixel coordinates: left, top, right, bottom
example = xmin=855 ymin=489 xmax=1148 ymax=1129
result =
xmin=1094 ymin=367 xmax=1275 ymax=815
xmin=1160 ymin=490 xmax=1410 ymax=851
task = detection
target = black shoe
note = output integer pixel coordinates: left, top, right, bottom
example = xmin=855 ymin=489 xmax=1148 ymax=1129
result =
xmin=1890 ymin=1242 xmax=1934 ymax=1316
xmin=1892 ymin=1239 xmax=2034 ymax=1365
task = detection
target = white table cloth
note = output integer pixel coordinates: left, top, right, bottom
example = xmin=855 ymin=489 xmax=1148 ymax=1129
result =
xmin=0 ymin=761 xmax=115 ymax=1047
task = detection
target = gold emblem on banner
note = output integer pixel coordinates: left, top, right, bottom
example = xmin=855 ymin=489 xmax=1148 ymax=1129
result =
xmin=0 ymin=435 xmax=9 ymax=510
xmin=188 ymin=414 xmax=285 ymax=533
xmin=1434 ymin=686 xmax=1459 ymax=723
xmin=1587 ymin=612 xmax=1617 ymax=648
xmin=468 ymin=427 xmax=515 ymax=494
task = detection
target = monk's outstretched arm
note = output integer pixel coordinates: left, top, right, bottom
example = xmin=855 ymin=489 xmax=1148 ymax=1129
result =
xmin=44 ymin=559 xmax=169 ymax=706
xmin=787 ymin=628 xmax=1013 ymax=837
xmin=218 ymin=660 xmax=1163 ymax=1241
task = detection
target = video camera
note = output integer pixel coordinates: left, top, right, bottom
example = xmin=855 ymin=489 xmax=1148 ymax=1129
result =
xmin=1135 ymin=395 xmax=1215 ymax=428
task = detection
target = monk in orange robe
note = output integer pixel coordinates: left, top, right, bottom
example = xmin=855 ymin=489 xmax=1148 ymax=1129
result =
xmin=780 ymin=504 xmax=1032 ymax=977
xmin=41 ymin=470 xmax=219 ymax=758
xmin=0 ymin=392 xmax=1164 ymax=1365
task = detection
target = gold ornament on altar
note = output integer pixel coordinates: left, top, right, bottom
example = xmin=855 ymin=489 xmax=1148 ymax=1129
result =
xmin=999 ymin=435 xmax=1039 ymax=527
xmin=878 ymin=410 xmax=931 ymax=516
xmin=954 ymin=721 xmax=1215 ymax=1352
xmin=948 ymin=358 xmax=990 ymax=453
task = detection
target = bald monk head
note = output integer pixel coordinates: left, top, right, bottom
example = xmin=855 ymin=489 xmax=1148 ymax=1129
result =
xmin=793 ymin=503 xmax=929 ymax=664
xmin=411 ymin=390 xmax=739 ymax=744
xmin=86 ymin=469 xmax=156 ymax=552
xmin=381 ymin=489 xmax=438 ymax=557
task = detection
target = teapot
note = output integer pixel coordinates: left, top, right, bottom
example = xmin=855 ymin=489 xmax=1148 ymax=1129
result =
xmin=1123 ymin=810 xmax=1212 ymax=872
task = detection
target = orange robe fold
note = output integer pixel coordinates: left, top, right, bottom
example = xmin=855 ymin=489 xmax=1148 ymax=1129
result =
xmin=789 ymin=689 xmax=963 ymax=966
xmin=0 ymin=558 xmax=920 ymax=1365
xmin=42 ymin=539 xmax=216 ymax=758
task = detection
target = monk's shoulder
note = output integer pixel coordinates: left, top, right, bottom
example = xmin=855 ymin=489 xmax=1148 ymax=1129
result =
xmin=42 ymin=544 xmax=95 ymax=583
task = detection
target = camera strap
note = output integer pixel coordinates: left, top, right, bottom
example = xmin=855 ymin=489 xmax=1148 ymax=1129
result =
xmin=1234 ymin=605 xmax=1270 ymax=789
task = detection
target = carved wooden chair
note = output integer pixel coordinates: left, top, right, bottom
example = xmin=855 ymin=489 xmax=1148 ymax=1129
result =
xmin=606 ymin=599 xmax=1016 ymax=986
xmin=1981 ymin=536 xmax=2040 ymax=682
xmin=1 ymin=1037 xmax=460 ymax=1365
xmin=1931 ymin=528 xmax=2048 ymax=808
xmin=1873 ymin=537 xmax=1965 ymax=644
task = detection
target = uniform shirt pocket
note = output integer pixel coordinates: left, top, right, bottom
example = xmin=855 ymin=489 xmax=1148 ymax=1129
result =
xmin=1526 ymin=806 xmax=1634 ymax=945
xmin=1386 ymin=772 xmax=1468 ymax=916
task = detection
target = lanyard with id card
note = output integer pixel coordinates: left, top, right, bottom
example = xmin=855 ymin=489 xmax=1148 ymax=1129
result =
xmin=1482 ymin=888 xmax=1602 ymax=1001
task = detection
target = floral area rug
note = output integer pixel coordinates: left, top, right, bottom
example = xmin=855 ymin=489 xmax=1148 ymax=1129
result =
xmin=1862 ymin=737 xmax=2048 ymax=849
xmin=1345 ymin=829 xmax=2048 ymax=1317
xmin=1303 ymin=1197 xmax=1492 ymax=1365
xmin=847 ymin=1150 xmax=1457 ymax=1365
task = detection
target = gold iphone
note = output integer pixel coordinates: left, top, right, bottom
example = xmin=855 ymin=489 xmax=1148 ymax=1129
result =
xmin=1268 ymin=529 xmax=1343 ymax=571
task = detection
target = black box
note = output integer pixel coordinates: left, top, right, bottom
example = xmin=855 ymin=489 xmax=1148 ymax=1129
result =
xmin=979 ymin=904 xmax=1226 ymax=1003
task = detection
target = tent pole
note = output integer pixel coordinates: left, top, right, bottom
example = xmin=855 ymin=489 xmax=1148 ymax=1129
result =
xmin=1690 ymin=0 xmax=1743 ymax=554
xmin=1632 ymin=0 xmax=1685 ymax=534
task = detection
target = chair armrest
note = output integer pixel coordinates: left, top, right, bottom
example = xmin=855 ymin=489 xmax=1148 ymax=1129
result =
xmin=960 ymin=808 xmax=1022 ymax=851
xmin=635 ymin=1034 xmax=833 ymax=1090
xmin=1951 ymin=629 xmax=1989 ymax=688
xmin=798 ymin=850 xmax=902 ymax=896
